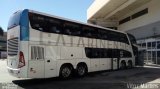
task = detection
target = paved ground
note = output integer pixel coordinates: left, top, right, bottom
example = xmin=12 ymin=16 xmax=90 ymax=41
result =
xmin=0 ymin=60 xmax=21 ymax=83
xmin=1 ymin=60 xmax=160 ymax=89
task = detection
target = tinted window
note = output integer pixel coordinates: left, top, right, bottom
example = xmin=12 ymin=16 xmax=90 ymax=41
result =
xmin=85 ymin=48 xmax=132 ymax=58
xmin=83 ymin=26 xmax=97 ymax=38
xmin=120 ymin=50 xmax=132 ymax=58
xmin=157 ymin=51 xmax=160 ymax=57
xmin=64 ymin=22 xmax=81 ymax=36
xmin=147 ymin=42 xmax=152 ymax=49
xmin=127 ymin=33 xmax=137 ymax=44
xmin=98 ymin=29 xmax=108 ymax=40
xmin=99 ymin=29 xmax=129 ymax=44
xmin=152 ymin=42 xmax=156 ymax=49
xmin=8 ymin=11 xmax=21 ymax=29
xmin=47 ymin=18 xmax=62 ymax=34
xmin=29 ymin=13 xmax=129 ymax=45
xmin=29 ymin=13 xmax=62 ymax=34
xmin=85 ymin=48 xmax=105 ymax=58
xmin=98 ymin=29 xmax=129 ymax=44
xmin=157 ymin=41 xmax=160 ymax=49
xmin=119 ymin=33 xmax=129 ymax=44
xmin=108 ymin=31 xmax=119 ymax=41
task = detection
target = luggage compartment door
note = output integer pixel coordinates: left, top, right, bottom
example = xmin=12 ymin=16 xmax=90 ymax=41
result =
xmin=28 ymin=45 xmax=45 ymax=78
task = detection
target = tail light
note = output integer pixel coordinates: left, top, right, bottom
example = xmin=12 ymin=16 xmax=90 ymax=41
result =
xmin=18 ymin=51 xmax=25 ymax=68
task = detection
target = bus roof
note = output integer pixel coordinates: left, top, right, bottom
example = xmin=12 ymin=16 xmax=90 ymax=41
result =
xmin=24 ymin=9 xmax=125 ymax=34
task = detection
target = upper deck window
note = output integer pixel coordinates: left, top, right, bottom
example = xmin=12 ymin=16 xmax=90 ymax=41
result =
xmin=29 ymin=12 xmax=62 ymax=34
xmin=83 ymin=26 xmax=97 ymax=38
xmin=29 ymin=12 xmax=129 ymax=44
xmin=64 ymin=22 xmax=81 ymax=36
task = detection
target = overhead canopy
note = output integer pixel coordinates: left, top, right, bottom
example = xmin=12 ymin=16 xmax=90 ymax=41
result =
xmin=87 ymin=0 xmax=151 ymax=22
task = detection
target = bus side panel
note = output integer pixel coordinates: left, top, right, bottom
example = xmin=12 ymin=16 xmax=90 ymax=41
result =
xmin=45 ymin=46 xmax=59 ymax=78
xmin=90 ymin=58 xmax=100 ymax=72
xmin=99 ymin=58 xmax=112 ymax=71
xmin=56 ymin=46 xmax=85 ymax=76
xmin=29 ymin=28 xmax=41 ymax=42
xmin=28 ymin=60 xmax=45 ymax=78
xmin=106 ymin=59 xmax=112 ymax=70
xmin=60 ymin=46 xmax=83 ymax=66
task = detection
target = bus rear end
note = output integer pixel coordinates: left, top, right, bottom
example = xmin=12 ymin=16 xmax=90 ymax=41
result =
xmin=7 ymin=10 xmax=29 ymax=78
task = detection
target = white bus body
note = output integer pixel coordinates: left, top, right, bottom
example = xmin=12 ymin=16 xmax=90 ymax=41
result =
xmin=7 ymin=9 xmax=136 ymax=78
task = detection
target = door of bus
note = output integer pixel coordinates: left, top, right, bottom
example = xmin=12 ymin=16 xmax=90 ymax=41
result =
xmin=28 ymin=45 xmax=45 ymax=78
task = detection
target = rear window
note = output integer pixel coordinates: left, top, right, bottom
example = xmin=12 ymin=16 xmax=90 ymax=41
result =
xmin=8 ymin=11 xmax=21 ymax=29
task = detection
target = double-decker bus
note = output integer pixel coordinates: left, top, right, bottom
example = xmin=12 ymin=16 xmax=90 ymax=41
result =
xmin=7 ymin=9 xmax=136 ymax=79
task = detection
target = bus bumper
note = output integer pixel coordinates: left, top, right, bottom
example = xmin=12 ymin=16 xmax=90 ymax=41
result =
xmin=7 ymin=67 xmax=21 ymax=78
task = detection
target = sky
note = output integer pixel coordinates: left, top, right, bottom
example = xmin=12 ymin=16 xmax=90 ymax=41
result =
xmin=0 ymin=0 xmax=94 ymax=31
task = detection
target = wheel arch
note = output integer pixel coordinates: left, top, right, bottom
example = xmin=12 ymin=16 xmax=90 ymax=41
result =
xmin=120 ymin=60 xmax=126 ymax=65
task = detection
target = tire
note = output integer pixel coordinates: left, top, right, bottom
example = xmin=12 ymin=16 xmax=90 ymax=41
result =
xmin=76 ymin=64 xmax=87 ymax=77
xmin=59 ymin=65 xmax=72 ymax=79
xmin=128 ymin=61 xmax=133 ymax=69
xmin=120 ymin=61 xmax=126 ymax=70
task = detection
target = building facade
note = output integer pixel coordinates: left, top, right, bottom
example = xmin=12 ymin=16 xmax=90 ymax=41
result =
xmin=0 ymin=32 xmax=7 ymax=59
xmin=87 ymin=0 xmax=160 ymax=65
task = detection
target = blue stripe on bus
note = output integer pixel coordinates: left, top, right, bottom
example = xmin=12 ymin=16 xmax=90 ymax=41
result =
xmin=20 ymin=9 xmax=29 ymax=41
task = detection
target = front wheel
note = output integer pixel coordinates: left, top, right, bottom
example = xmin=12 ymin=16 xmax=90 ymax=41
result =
xmin=76 ymin=65 xmax=87 ymax=77
xmin=128 ymin=61 xmax=133 ymax=69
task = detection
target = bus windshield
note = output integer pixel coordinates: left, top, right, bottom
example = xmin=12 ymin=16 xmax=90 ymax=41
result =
xmin=127 ymin=33 xmax=137 ymax=44
xmin=8 ymin=11 xmax=21 ymax=29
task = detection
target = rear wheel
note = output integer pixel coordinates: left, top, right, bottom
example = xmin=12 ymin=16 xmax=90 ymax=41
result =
xmin=59 ymin=65 xmax=72 ymax=79
xmin=76 ymin=64 xmax=87 ymax=77
xmin=120 ymin=61 xmax=126 ymax=69
xmin=128 ymin=61 xmax=133 ymax=69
